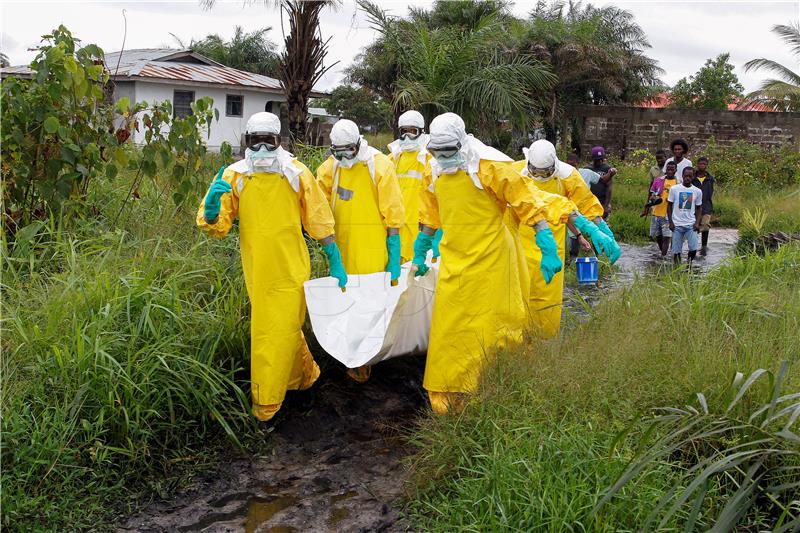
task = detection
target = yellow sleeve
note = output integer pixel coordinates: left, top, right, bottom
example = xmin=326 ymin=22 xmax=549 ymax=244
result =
xmin=296 ymin=160 xmax=335 ymax=241
xmin=374 ymin=153 xmax=406 ymax=229
xmin=478 ymin=160 xmax=549 ymax=226
xmin=419 ymin=167 xmax=441 ymax=229
xmin=534 ymin=185 xmax=578 ymax=226
xmin=315 ymin=156 xmax=335 ymax=203
xmin=196 ymin=167 xmax=239 ymax=238
xmin=562 ymin=169 xmax=605 ymax=220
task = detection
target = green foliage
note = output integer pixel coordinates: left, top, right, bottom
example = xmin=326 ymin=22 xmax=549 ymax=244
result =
xmin=354 ymin=1 xmax=555 ymax=139
xmin=743 ymin=22 xmax=800 ymax=112
xmin=1 ymin=26 xmax=118 ymax=225
xmin=408 ymin=245 xmax=800 ymax=531
xmin=599 ymin=363 xmax=800 ymax=531
xmin=703 ymin=138 xmax=800 ymax=188
xmin=179 ymin=26 xmax=280 ymax=77
xmin=671 ymin=53 xmax=744 ymax=110
xmin=1 ymin=26 xmax=220 ymax=230
xmin=314 ymin=85 xmax=392 ymax=132
xmin=1 ymin=169 xmax=252 ymax=530
xmin=525 ymin=1 xmax=663 ymax=140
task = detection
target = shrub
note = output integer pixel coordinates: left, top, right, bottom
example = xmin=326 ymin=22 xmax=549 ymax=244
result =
xmin=703 ymin=138 xmax=800 ymax=188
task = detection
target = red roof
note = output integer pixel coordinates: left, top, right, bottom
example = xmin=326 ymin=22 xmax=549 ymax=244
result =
xmin=635 ymin=92 xmax=776 ymax=112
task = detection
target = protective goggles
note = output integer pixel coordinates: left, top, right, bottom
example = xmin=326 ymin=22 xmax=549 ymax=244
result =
xmin=330 ymin=140 xmax=360 ymax=161
xmin=527 ymin=162 xmax=555 ymax=178
xmin=399 ymin=126 xmax=422 ymax=140
xmin=246 ymin=133 xmax=281 ymax=152
xmin=427 ymin=142 xmax=461 ymax=159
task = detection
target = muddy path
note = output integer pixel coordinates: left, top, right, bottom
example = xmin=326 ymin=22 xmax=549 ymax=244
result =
xmin=119 ymin=230 xmax=738 ymax=533
xmin=119 ymin=355 xmax=427 ymax=533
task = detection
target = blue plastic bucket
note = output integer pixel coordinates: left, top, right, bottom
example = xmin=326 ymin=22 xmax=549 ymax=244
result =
xmin=575 ymin=256 xmax=598 ymax=285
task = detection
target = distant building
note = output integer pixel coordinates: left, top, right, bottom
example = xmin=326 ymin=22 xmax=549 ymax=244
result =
xmin=1 ymin=48 xmax=328 ymax=151
xmin=636 ymin=92 xmax=776 ymax=112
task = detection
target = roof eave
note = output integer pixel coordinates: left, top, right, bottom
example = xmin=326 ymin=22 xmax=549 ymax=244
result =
xmin=119 ymin=75 xmax=285 ymax=95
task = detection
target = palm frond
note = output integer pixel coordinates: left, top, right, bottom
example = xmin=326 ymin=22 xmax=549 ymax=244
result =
xmin=772 ymin=22 xmax=800 ymax=57
xmin=743 ymin=58 xmax=800 ymax=85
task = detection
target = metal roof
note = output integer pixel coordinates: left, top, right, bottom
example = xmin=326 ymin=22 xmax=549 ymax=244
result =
xmin=2 ymin=48 xmax=327 ymax=97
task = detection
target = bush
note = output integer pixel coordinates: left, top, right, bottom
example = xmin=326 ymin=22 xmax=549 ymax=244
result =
xmin=703 ymin=138 xmax=800 ymax=188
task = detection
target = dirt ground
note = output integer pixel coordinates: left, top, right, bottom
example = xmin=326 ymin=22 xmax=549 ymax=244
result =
xmin=119 ymin=357 xmax=428 ymax=533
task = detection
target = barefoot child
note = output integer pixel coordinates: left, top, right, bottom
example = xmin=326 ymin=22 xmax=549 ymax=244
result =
xmin=646 ymin=160 xmax=678 ymax=257
xmin=668 ymin=166 xmax=703 ymax=266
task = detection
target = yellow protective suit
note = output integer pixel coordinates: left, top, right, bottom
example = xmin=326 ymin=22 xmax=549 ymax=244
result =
xmin=316 ymin=153 xmax=405 ymax=383
xmin=316 ymin=154 xmax=405 ymax=274
xmin=196 ymin=159 xmax=334 ymax=421
xmin=389 ymin=150 xmax=431 ymax=262
xmin=509 ymin=160 xmax=606 ymax=338
xmin=419 ymin=160 xmax=554 ymax=414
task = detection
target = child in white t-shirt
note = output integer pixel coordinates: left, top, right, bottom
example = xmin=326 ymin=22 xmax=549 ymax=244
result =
xmin=667 ymin=166 xmax=703 ymax=266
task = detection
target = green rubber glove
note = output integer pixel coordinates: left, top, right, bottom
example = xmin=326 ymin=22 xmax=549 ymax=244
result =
xmin=412 ymin=232 xmax=434 ymax=277
xmin=386 ymin=234 xmax=401 ymax=282
xmin=322 ymin=242 xmax=348 ymax=288
xmin=431 ymin=228 xmax=443 ymax=262
xmin=575 ymin=215 xmax=621 ymax=264
xmin=535 ymin=227 xmax=562 ymax=284
xmin=203 ymin=166 xmax=231 ymax=222
xmin=596 ymin=219 xmax=616 ymax=240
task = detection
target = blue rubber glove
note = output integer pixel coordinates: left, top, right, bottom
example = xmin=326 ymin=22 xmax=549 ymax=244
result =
xmin=535 ymin=227 xmax=562 ymax=284
xmin=412 ymin=231 xmax=434 ymax=277
xmin=203 ymin=166 xmax=231 ymax=222
xmin=386 ymin=233 xmax=401 ymax=282
xmin=431 ymin=228 xmax=443 ymax=262
xmin=574 ymin=215 xmax=621 ymax=264
xmin=596 ymin=219 xmax=616 ymax=240
xmin=322 ymin=242 xmax=348 ymax=288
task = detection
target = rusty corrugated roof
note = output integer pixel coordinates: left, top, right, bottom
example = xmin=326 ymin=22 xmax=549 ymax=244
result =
xmin=136 ymin=61 xmax=282 ymax=91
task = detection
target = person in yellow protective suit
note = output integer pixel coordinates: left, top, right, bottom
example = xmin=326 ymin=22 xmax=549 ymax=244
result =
xmin=316 ymin=119 xmax=405 ymax=383
xmin=197 ymin=112 xmax=348 ymax=423
xmin=387 ymin=110 xmax=433 ymax=262
xmin=409 ymin=113 xmax=564 ymax=415
xmin=511 ymin=139 xmax=622 ymax=338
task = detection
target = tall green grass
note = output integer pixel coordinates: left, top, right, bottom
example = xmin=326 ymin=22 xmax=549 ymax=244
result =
xmin=407 ymin=244 xmax=800 ymax=531
xmin=1 ymin=166 xmax=253 ymax=530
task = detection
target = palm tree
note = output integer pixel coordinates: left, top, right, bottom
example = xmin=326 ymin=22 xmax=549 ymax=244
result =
xmin=0 ymin=52 xmax=9 ymax=68
xmin=742 ymin=22 xmax=800 ymax=112
xmin=357 ymin=1 xmax=554 ymax=142
xmin=173 ymin=26 xmax=280 ymax=77
xmin=525 ymin=1 xmax=662 ymax=144
xmin=200 ymin=0 xmax=339 ymax=146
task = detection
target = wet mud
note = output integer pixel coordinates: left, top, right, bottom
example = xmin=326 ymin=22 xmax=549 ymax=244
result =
xmin=119 ymin=357 xmax=427 ymax=533
xmin=119 ymin=229 xmax=738 ymax=533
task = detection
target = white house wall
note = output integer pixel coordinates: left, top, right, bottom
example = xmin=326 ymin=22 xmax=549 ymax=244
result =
xmin=128 ymin=81 xmax=286 ymax=152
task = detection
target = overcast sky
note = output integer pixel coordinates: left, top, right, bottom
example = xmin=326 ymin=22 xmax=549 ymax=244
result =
xmin=2 ymin=0 xmax=798 ymax=93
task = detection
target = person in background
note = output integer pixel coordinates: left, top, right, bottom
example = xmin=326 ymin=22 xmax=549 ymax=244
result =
xmin=567 ymin=152 xmax=599 ymax=260
xmin=646 ymin=160 xmax=678 ymax=257
xmin=641 ymin=149 xmax=668 ymax=216
xmin=316 ymin=119 xmax=405 ymax=383
xmin=197 ymin=112 xmax=347 ymax=424
xmin=663 ymin=139 xmax=692 ymax=179
xmin=584 ymin=146 xmax=616 ymax=219
xmin=668 ymin=166 xmax=703 ymax=266
xmin=692 ymin=156 xmax=715 ymax=256
xmin=410 ymin=112 xmax=563 ymax=415
xmin=386 ymin=110 xmax=435 ymax=263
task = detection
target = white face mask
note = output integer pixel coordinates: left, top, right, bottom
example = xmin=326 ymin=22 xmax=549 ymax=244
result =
xmin=247 ymin=146 xmax=281 ymax=173
xmin=435 ymin=152 xmax=466 ymax=174
xmin=399 ymin=136 xmax=421 ymax=152
xmin=337 ymin=156 xmax=358 ymax=169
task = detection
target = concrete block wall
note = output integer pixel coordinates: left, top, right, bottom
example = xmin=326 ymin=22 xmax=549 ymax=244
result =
xmin=569 ymin=105 xmax=800 ymax=159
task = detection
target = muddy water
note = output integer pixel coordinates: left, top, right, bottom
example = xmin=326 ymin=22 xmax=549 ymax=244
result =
xmin=119 ymin=230 xmax=738 ymax=533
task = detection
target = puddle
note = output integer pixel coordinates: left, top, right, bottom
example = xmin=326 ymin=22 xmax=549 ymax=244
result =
xmin=118 ymin=230 xmax=739 ymax=533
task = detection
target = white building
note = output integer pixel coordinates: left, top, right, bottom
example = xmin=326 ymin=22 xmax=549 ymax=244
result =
xmin=3 ymin=48 xmax=328 ymax=151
